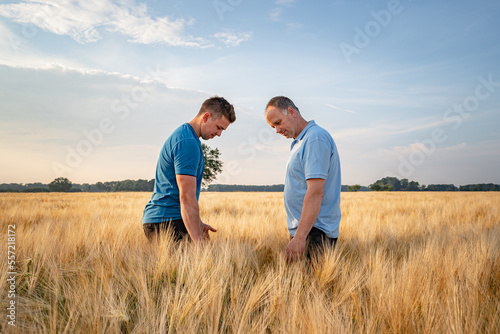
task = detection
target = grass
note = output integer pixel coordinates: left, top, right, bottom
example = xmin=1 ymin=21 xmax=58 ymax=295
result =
xmin=1 ymin=191 xmax=499 ymax=333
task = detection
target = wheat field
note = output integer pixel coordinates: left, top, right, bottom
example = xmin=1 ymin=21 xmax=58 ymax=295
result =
xmin=0 ymin=191 xmax=499 ymax=333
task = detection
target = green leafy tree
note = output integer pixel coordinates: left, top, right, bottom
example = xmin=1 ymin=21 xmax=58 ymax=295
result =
xmin=370 ymin=183 xmax=393 ymax=191
xmin=48 ymin=177 xmax=72 ymax=192
xmin=348 ymin=184 xmax=362 ymax=192
xmin=95 ymin=181 xmax=112 ymax=192
xmin=400 ymin=178 xmax=409 ymax=190
xmin=408 ymin=181 xmax=421 ymax=191
xmin=202 ymin=143 xmax=223 ymax=187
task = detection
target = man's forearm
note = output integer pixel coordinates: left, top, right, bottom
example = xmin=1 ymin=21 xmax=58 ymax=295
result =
xmin=179 ymin=197 xmax=203 ymax=242
xmin=294 ymin=191 xmax=323 ymax=240
xmin=283 ymin=188 xmax=323 ymax=261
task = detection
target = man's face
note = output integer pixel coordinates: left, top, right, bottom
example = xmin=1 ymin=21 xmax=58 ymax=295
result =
xmin=201 ymin=113 xmax=231 ymax=140
xmin=266 ymin=106 xmax=296 ymax=139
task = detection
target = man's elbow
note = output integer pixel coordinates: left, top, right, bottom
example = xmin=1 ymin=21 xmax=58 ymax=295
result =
xmin=179 ymin=193 xmax=196 ymax=207
xmin=308 ymin=188 xmax=324 ymax=200
xmin=314 ymin=190 xmax=324 ymax=200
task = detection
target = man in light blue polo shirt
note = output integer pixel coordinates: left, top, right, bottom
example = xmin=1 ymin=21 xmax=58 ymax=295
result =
xmin=265 ymin=96 xmax=341 ymax=261
xmin=143 ymin=96 xmax=236 ymax=244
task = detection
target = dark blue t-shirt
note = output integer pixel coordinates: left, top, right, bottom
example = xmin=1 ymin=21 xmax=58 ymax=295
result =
xmin=142 ymin=123 xmax=204 ymax=223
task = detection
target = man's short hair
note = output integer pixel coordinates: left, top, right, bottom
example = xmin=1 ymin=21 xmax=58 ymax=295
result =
xmin=266 ymin=96 xmax=300 ymax=115
xmin=199 ymin=96 xmax=236 ymax=123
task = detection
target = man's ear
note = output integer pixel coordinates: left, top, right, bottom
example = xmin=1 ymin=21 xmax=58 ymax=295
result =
xmin=202 ymin=112 xmax=211 ymax=123
xmin=287 ymin=107 xmax=296 ymax=117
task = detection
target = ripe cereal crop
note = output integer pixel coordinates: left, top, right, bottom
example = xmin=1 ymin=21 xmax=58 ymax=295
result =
xmin=1 ymin=191 xmax=499 ymax=333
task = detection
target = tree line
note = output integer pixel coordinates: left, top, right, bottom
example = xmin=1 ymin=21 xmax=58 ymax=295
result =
xmin=0 ymin=144 xmax=222 ymax=193
xmin=2 ymin=177 xmax=499 ymax=193
xmin=0 ymin=144 xmax=498 ymax=193
xmin=0 ymin=178 xmax=155 ymax=193
xmin=367 ymin=177 xmax=500 ymax=192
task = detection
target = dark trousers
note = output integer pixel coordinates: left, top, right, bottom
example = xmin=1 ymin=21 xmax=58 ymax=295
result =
xmin=303 ymin=227 xmax=338 ymax=259
xmin=143 ymin=219 xmax=189 ymax=242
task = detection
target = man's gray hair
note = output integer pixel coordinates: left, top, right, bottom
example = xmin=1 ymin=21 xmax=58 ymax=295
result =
xmin=266 ymin=96 xmax=300 ymax=115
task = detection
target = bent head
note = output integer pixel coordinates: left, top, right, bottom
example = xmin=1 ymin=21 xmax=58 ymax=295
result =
xmin=198 ymin=96 xmax=236 ymax=140
xmin=265 ymin=96 xmax=301 ymax=139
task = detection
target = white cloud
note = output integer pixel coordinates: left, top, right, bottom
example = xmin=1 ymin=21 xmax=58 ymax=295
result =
xmin=269 ymin=0 xmax=295 ymax=21
xmin=0 ymin=63 xmax=290 ymax=184
xmin=0 ymin=21 xmax=12 ymax=47
xmin=268 ymin=8 xmax=282 ymax=21
xmin=0 ymin=0 xmax=208 ymax=47
xmin=0 ymin=63 xmax=208 ymax=183
xmin=213 ymin=32 xmax=252 ymax=47
xmin=0 ymin=20 xmax=35 ymax=56
xmin=326 ymin=104 xmax=356 ymax=114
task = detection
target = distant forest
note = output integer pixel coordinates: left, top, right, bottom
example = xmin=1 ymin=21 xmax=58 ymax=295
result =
xmin=1 ymin=177 xmax=499 ymax=193
xmin=0 ymin=179 xmax=154 ymax=193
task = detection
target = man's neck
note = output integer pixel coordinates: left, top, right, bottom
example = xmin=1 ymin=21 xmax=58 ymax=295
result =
xmin=188 ymin=117 xmax=202 ymax=138
xmin=294 ymin=119 xmax=310 ymax=139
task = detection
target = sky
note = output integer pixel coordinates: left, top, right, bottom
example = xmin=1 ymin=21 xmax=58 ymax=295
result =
xmin=0 ymin=0 xmax=499 ymax=187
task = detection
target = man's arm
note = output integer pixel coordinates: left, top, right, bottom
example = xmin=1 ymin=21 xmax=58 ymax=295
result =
xmin=176 ymin=174 xmax=205 ymax=243
xmin=284 ymin=178 xmax=325 ymax=261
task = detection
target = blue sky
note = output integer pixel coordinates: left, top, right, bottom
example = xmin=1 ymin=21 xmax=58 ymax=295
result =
xmin=1 ymin=0 xmax=499 ymax=186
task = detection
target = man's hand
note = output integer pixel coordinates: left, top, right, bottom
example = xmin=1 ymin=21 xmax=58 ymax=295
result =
xmin=284 ymin=178 xmax=325 ymax=261
xmin=284 ymin=236 xmax=307 ymax=262
xmin=201 ymin=221 xmax=217 ymax=240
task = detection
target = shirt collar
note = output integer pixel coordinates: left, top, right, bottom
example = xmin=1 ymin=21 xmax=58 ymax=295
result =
xmin=291 ymin=120 xmax=315 ymax=149
xmin=297 ymin=120 xmax=315 ymax=140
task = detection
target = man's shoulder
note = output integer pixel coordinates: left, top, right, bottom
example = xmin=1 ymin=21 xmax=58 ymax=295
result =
xmin=167 ymin=124 xmax=198 ymax=144
xmin=160 ymin=124 xmax=200 ymax=159
xmin=171 ymin=123 xmax=192 ymax=138
xmin=306 ymin=122 xmax=334 ymax=143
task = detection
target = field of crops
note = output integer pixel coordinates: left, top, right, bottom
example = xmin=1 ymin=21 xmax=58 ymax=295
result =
xmin=1 ymin=192 xmax=499 ymax=333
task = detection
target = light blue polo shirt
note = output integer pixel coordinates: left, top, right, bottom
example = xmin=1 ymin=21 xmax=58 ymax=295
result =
xmin=142 ymin=123 xmax=204 ymax=223
xmin=284 ymin=120 xmax=341 ymax=238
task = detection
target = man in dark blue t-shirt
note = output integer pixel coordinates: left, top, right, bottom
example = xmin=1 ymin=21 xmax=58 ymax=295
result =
xmin=142 ymin=96 xmax=236 ymax=243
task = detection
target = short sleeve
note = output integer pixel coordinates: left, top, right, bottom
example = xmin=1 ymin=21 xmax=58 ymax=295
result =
xmin=303 ymin=139 xmax=332 ymax=180
xmin=173 ymin=139 xmax=202 ymax=176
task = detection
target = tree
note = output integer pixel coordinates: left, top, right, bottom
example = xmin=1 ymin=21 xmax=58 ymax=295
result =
xmin=202 ymin=144 xmax=223 ymax=187
xmin=423 ymin=184 xmax=458 ymax=191
xmin=48 ymin=177 xmax=72 ymax=192
xmin=408 ymin=181 xmax=421 ymax=191
xmin=95 ymin=181 xmax=111 ymax=192
xmin=347 ymin=184 xmax=362 ymax=192
xmin=370 ymin=183 xmax=393 ymax=191
xmin=370 ymin=177 xmax=399 ymax=191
